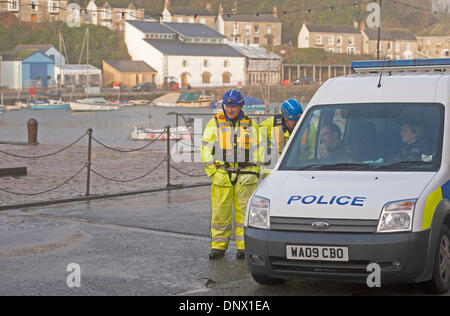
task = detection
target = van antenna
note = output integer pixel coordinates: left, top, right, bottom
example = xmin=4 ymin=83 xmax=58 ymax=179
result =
xmin=377 ymin=45 xmax=390 ymax=88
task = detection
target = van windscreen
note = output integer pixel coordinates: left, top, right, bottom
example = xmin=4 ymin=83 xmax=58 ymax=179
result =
xmin=279 ymin=103 xmax=444 ymax=172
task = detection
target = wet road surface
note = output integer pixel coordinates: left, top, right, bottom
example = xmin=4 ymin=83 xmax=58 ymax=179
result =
xmin=0 ymin=186 xmax=447 ymax=296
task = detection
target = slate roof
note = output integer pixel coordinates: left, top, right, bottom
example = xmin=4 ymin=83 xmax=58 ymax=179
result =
xmin=164 ymin=22 xmax=226 ymax=39
xmin=304 ymin=24 xmax=361 ymax=34
xmin=104 ymin=60 xmax=157 ymax=73
xmin=127 ymin=21 xmax=176 ymax=35
xmin=362 ymin=28 xmax=417 ymax=41
xmin=228 ymin=44 xmax=282 ymax=60
xmin=168 ymin=8 xmax=215 ymax=16
xmin=144 ymin=39 xmax=245 ymax=57
xmin=222 ymin=14 xmax=280 ymax=23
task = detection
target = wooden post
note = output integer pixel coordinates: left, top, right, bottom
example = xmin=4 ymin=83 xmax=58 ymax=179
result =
xmin=27 ymin=119 xmax=38 ymax=145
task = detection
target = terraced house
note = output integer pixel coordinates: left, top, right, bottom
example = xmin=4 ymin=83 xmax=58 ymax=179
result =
xmin=0 ymin=0 xmax=71 ymax=22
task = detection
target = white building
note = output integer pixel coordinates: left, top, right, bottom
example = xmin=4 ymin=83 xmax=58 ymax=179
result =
xmin=125 ymin=20 xmax=246 ymax=88
xmin=55 ymin=64 xmax=102 ymax=87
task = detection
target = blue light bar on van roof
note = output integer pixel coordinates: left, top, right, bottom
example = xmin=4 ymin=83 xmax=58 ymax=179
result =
xmin=352 ymin=58 xmax=450 ymax=72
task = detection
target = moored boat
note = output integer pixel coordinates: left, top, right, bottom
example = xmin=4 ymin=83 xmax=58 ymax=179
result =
xmin=70 ymin=98 xmax=119 ymax=111
xmin=30 ymin=99 xmax=70 ymax=110
xmin=131 ymin=126 xmax=190 ymax=141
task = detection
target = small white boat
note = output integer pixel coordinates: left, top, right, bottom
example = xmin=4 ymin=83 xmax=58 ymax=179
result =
xmin=6 ymin=104 xmax=22 ymax=111
xmin=128 ymin=100 xmax=149 ymax=106
xmin=70 ymin=98 xmax=118 ymax=112
xmin=131 ymin=126 xmax=191 ymax=141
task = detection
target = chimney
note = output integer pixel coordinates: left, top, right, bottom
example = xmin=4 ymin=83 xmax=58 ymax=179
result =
xmin=273 ymin=6 xmax=278 ymax=18
xmin=218 ymin=3 xmax=224 ymax=15
xmin=360 ymin=21 xmax=366 ymax=31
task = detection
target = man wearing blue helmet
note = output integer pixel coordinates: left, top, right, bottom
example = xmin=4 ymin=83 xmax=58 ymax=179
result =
xmin=259 ymin=98 xmax=316 ymax=178
xmin=201 ymin=89 xmax=261 ymax=260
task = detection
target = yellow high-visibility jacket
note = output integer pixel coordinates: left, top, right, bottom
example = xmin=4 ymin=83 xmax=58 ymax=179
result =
xmin=259 ymin=114 xmax=316 ymax=177
xmin=202 ymin=111 xmax=261 ymax=186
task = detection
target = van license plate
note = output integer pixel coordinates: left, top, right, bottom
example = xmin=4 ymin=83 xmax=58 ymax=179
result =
xmin=286 ymin=245 xmax=349 ymax=262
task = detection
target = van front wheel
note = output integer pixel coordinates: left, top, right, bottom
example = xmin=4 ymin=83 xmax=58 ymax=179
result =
xmin=427 ymin=225 xmax=450 ymax=294
xmin=251 ymin=273 xmax=285 ymax=286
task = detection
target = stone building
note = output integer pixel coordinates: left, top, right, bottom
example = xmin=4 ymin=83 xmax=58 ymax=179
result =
xmin=298 ymin=23 xmax=363 ymax=55
xmin=417 ymin=36 xmax=450 ymax=58
xmin=0 ymin=0 xmax=71 ymax=23
xmin=216 ymin=4 xmax=282 ymax=48
xmin=362 ymin=28 xmax=418 ymax=60
xmin=161 ymin=0 xmax=216 ymax=30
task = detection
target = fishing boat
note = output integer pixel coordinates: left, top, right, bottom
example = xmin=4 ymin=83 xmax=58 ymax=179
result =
xmin=131 ymin=126 xmax=191 ymax=141
xmin=70 ymin=98 xmax=119 ymax=112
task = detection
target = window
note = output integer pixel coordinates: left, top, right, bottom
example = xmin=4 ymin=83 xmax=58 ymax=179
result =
xmin=348 ymin=36 xmax=354 ymax=45
xmin=437 ymin=38 xmax=442 ymax=46
xmin=387 ymin=42 xmax=392 ymax=50
xmin=189 ymin=17 xmax=194 ymax=23
xmin=31 ymin=0 xmax=38 ymax=12
xmin=246 ymin=24 xmax=251 ymax=34
xmin=182 ymin=60 xmax=189 ymax=67
xmin=328 ymin=35 xmax=334 ymax=45
xmin=254 ymin=37 xmax=259 ymax=44
xmin=8 ymin=0 xmax=19 ymax=11
xmin=254 ymin=25 xmax=259 ymax=34
xmin=48 ymin=1 xmax=59 ymax=13
xmin=126 ymin=9 xmax=136 ymax=20
xmin=266 ymin=26 xmax=272 ymax=35
xmin=102 ymin=8 xmax=112 ymax=20
xmin=203 ymin=60 xmax=209 ymax=67
xmin=200 ymin=18 xmax=206 ymax=24
xmin=245 ymin=37 xmax=251 ymax=45
xmin=443 ymin=50 xmax=449 ymax=57
xmin=406 ymin=43 xmax=411 ymax=51
xmin=280 ymin=103 xmax=444 ymax=172
xmin=336 ymin=36 xmax=342 ymax=45
xmin=233 ymin=24 xmax=239 ymax=35
xmin=224 ymin=60 xmax=229 ymax=67
xmin=337 ymin=48 xmax=342 ymax=53
xmin=329 ymin=48 xmax=334 ymax=53
xmin=347 ymin=47 xmax=355 ymax=54
xmin=178 ymin=17 xmax=183 ymax=23
xmin=395 ymin=42 xmax=400 ymax=52
xmin=316 ymin=35 xmax=322 ymax=45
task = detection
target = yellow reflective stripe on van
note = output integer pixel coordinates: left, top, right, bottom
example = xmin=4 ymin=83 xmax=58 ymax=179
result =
xmin=422 ymin=187 xmax=443 ymax=230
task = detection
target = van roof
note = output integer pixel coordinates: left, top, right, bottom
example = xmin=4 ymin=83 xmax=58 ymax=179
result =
xmin=312 ymin=71 xmax=450 ymax=106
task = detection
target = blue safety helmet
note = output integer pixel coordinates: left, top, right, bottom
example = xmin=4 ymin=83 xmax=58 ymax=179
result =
xmin=281 ymin=99 xmax=303 ymax=121
xmin=222 ymin=89 xmax=245 ymax=107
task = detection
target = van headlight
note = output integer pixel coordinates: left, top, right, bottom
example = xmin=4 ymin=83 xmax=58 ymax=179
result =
xmin=377 ymin=199 xmax=416 ymax=233
xmin=248 ymin=196 xmax=270 ymax=230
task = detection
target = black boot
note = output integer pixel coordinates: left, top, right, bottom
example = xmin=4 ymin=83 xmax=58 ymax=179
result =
xmin=236 ymin=250 xmax=245 ymax=260
xmin=209 ymin=249 xmax=225 ymax=260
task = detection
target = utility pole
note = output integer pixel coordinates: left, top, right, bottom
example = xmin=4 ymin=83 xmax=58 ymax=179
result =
xmin=376 ymin=0 xmax=382 ymax=60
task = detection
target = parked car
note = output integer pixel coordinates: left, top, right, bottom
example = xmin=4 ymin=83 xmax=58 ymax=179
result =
xmin=132 ymin=82 xmax=157 ymax=92
xmin=292 ymin=76 xmax=314 ymax=86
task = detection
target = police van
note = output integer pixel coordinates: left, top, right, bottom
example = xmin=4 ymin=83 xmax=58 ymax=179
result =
xmin=245 ymin=59 xmax=450 ymax=294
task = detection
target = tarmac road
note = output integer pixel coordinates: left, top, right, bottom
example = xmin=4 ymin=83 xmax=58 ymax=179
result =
xmin=0 ymin=186 xmax=448 ymax=296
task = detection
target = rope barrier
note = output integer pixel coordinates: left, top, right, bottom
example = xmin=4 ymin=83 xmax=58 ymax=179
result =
xmin=0 ymin=131 xmax=88 ymax=159
xmin=0 ymin=164 xmax=87 ymax=196
xmin=91 ymin=131 xmax=165 ymax=153
xmin=90 ymin=158 xmax=166 ymax=183
xmin=169 ymin=162 xmax=206 ymax=178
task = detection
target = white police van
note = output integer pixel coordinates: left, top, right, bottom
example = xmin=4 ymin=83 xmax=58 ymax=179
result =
xmin=245 ymin=59 xmax=450 ymax=294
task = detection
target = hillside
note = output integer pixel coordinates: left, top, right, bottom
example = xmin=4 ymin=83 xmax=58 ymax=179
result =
xmin=0 ymin=13 xmax=130 ymax=68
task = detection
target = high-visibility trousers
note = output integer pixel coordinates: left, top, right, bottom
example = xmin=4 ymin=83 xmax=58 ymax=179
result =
xmin=210 ymin=180 xmax=257 ymax=251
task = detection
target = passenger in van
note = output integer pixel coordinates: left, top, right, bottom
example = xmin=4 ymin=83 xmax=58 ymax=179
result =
xmin=319 ymin=124 xmax=344 ymax=161
xmin=398 ymin=121 xmax=428 ymax=161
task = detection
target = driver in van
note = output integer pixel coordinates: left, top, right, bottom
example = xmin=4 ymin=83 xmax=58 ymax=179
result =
xmin=398 ymin=121 xmax=428 ymax=161
xmin=319 ymin=124 xmax=344 ymax=161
